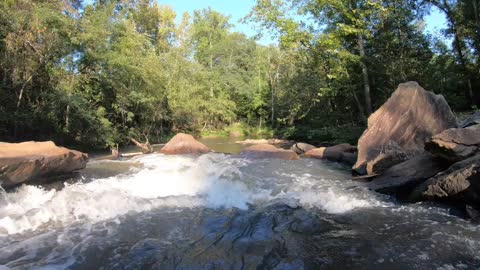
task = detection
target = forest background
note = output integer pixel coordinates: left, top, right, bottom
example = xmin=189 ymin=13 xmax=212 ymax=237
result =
xmin=1 ymin=0 xmax=479 ymax=150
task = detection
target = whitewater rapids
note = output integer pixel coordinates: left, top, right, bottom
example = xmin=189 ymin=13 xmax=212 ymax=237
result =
xmin=0 ymin=153 xmax=479 ymax=269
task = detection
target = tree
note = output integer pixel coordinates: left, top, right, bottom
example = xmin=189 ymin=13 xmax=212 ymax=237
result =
xmin=427 ymin=0 xmax=479 ymax=107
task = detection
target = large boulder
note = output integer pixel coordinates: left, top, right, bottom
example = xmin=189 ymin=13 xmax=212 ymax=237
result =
xmin=353 ymin=82 xmax=457 ymax=174
xmin=425 ymin=124 xmax=480 ymax=162
xmin=160 ymin=133 xmax=210 ymax=155
xmin=241 ymin=144 xmax=299 ymax=160
xmin=0 ymin=141 xmax=88 ymax=188
xmin=367 ymin=153 xmax=448 ymax=195
xmin=409 ymin=155 xmax=480 ymax=204
xmin=290 ymin=142 xmax=316 ymax=155
xmin=304 ymin=144 xmax=357 ymax=165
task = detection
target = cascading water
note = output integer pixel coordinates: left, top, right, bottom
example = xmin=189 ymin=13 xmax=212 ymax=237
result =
xmin=0 ymin=151 xmax=479 ymax=269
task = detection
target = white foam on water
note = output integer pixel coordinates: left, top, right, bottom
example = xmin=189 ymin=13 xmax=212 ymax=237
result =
xmin=0 ymin=153 xmax=380 ymax=236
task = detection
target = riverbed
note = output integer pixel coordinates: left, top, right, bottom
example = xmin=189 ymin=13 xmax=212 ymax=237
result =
xmin=0 ymin=140 xmax=479 ymax=269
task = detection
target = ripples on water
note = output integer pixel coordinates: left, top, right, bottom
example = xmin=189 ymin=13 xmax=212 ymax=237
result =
xmin=0 ymin=153 xmax=479 ymax=269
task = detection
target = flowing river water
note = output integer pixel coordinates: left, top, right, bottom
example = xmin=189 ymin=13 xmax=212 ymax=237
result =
xmin=0 ymin=138 xmax=479 ymax=269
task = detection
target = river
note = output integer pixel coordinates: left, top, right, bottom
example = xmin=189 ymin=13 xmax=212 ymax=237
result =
xmin=0 ymin=139 xmax=479 ymax=269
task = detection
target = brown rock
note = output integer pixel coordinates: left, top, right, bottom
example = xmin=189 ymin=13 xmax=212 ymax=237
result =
xmin=367 ymin=153 xmax=447 ymax=195
xmin=160 ymin=133 xmax=210 ymax=155
xmin=425 ymin=124 xmax=480 ymax=162
xmin=304 ymin=147 xmax=326 ymax=158
xmin=353 ymin=82 xmax=457 ymax=174
xmin=290 ymin=142 xmax=316 ymax=155
xmin=409 ymin=155 xmax=480 ymax=204
xmin=341 ymin=152 xmax=358 ymax=166
xmin=366 ymin=141 xmax=409 ymax=175
xmin=241 ymin=144 xmax=299 ymax=160
xmin=0 ymin=141 xmax=88 ymax=188
xmin=304 ymin=143 xmax=357 ymax=165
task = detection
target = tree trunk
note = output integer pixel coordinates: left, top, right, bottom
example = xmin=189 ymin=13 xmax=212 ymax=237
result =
xmin=357 ymin=35 xmax=373 ymax=116
xmin=451 ymin=25 xmax=474 ymax=104
xmin=65 ymin=104 xmax=70 ymax=131
xmin=351 ymin=88 xmax=368 ymax=124
xmin=16 ymin=75 xmax=32 ymax=108
xmin=271 ymin=84 xmax=275 ymax=126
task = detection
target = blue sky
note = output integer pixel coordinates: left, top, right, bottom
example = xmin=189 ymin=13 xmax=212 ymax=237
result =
xmin=158 ymin=0 xmax=448 ymax=45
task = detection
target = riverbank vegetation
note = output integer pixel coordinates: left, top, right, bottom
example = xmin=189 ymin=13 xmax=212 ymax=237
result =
xmin=1 ymin=0 xmax=479 ymax=149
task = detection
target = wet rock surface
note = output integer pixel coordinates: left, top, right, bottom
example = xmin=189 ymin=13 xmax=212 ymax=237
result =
xmin=3 ymin=202 xmax=479 ymax=270
xmin=1 ymin=153 xmax=480 ymax=269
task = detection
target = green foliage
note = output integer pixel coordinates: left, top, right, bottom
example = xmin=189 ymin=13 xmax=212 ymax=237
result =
xmin=1 ymin=0 xmax=479 ymax=149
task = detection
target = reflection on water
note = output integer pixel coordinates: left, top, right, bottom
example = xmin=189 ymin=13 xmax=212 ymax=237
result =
xmin=0 ymin=149 xmax=479 ymax=269
xmin=198 ymin=136 xmax=247 ymax=154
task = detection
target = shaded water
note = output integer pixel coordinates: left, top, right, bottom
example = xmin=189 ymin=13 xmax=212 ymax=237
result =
xmin=0 ymin=140 xmax=479 ymax=269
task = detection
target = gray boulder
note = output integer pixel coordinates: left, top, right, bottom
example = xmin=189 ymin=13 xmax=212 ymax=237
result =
xmin=367 ymin=153 xmax=447 ymax=195
xmin=409 ymin=155 xmax=480 ymax=205
xmin=353 ymin=82 xmax=457 ymax=174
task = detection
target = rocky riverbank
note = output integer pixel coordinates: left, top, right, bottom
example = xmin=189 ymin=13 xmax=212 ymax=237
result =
xmin=2 ymin=82 xmax=479 ymax=219
xmin=233 ymin=81 xmax=480 ymax=218
xmin=352 ymin=82 xmax=480 ymax=217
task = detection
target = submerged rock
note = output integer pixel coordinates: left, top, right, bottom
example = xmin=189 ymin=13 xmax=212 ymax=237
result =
xmin=290 ymin=142 xmax=316 ymax=155
xmin=409 ymin=155 xmax=480 ymax=205
xmin=367 ymin=153 xmax=448 ymax=195
xmin=304 ymin=143 xmax=357 ymax=165
xmin=111 ymin=203 xmax=337 ymax=270
xmin=425 ymin=124 xmax=480 ymax=162
xmin=353 ymin=82 xmax=457 ymax=174
xmin=241 ymin=144 xmax=299 ymax=160
xmin=160 ymin=133 xmax=210 ymax=155
xmin=0 ymin=141 xmax=88 ymax=188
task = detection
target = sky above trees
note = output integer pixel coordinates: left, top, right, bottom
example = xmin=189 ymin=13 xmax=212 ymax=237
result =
xmin=157 ymin=0 xmax=448 ymax=44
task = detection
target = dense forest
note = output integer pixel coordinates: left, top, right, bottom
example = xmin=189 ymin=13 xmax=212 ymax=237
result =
xmin=0 ymin=0 xmax=479 ymax=150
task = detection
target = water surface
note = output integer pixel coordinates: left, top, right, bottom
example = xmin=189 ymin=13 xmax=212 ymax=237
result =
xmin=0 ymin=145 xmax=479 ymax=269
